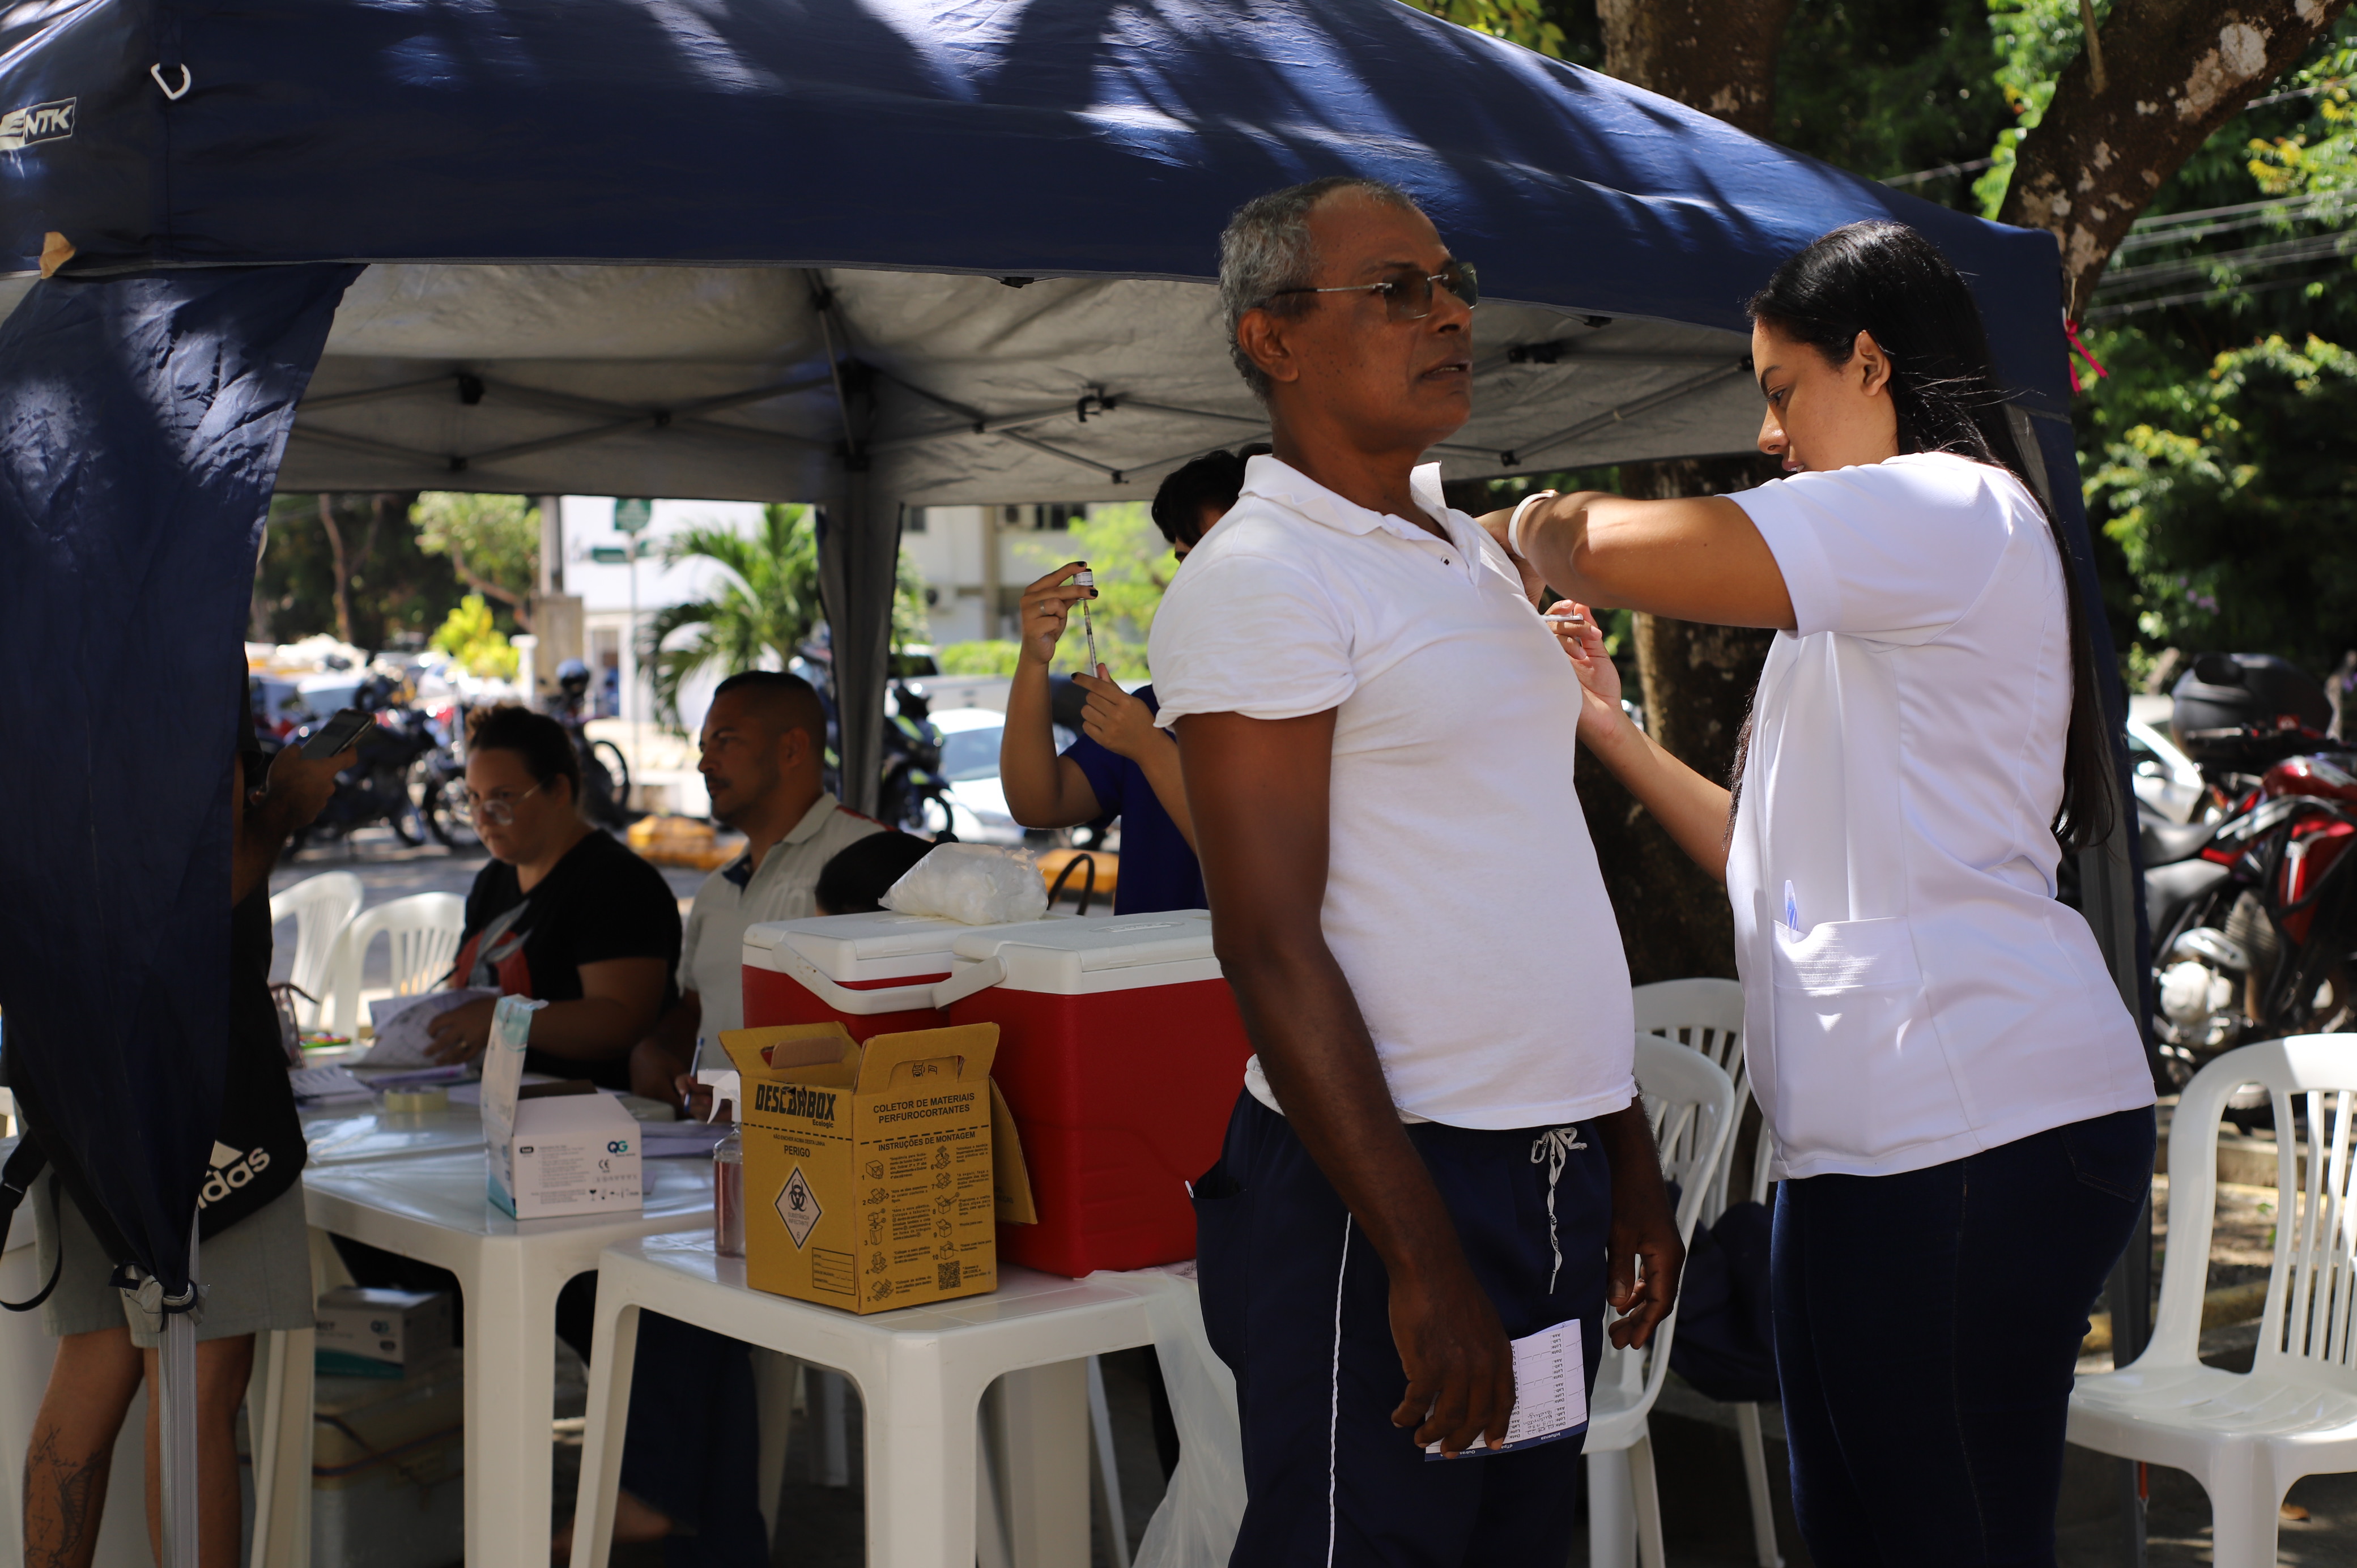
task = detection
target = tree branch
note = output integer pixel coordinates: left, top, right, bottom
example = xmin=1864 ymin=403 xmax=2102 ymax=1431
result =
xmin=2002 ymin=0 xmax=2354 ymax=314
xmin=444 ymin=539 xmax=533 ymax=633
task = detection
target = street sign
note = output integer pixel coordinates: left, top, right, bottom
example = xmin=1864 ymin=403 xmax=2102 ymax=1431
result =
xmin=589 ymin=546 xmax=629 ymax=565
xmin=613 ymin=497 xmax=653 ymax=534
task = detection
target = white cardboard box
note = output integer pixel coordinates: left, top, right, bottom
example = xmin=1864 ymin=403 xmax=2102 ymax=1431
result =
xmin=480 ymin=997 xmax=644 ymax=1220
xmin=314 ymin=1286 xmax=454 ymax=1368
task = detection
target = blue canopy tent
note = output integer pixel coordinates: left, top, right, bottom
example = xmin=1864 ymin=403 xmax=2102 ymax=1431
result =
xmin=0 ymin=0 xmax=2142 ymax=1534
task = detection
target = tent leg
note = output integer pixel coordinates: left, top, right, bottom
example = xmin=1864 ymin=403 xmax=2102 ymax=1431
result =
xmin=815 ymin=476 xmax=904 ymax=818
xmin=158 ymin=1220 xmax=202 ymax=1568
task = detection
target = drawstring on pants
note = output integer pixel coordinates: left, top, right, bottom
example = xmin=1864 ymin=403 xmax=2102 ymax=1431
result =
xmin=1530 ymin=1125 xmax=1586 ymax=1293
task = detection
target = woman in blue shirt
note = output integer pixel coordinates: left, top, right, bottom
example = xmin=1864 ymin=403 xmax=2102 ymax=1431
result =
xmin=1000 ymin=447 xmax=1261 ymax=913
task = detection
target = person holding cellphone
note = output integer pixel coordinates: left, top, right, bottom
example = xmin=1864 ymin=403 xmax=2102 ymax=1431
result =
xmin=1491 ymin=220 xmax=2155 ymax=1564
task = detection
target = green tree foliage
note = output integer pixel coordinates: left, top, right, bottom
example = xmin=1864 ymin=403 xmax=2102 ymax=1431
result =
xmin=2091 ymin=334 xmax=2357 ymax=674
xmin=254 ymin=491 xmax=454 ymax=649
xmin=429 ymin=593 xmax=520 ymax=679
xmin=1771 ymin=0 xmax=2011 ymax=201
xmin=2066 ymin=15 xmax=2357 ymax=681
xmin=640 ymin=504 xmax=826 ymax=727
xmin=1406 ymin=0 xmax=1569 ymax=59
xmin=413 ymin=492 xmax=541 ymax=626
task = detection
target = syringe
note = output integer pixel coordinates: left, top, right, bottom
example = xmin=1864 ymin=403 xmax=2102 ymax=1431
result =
xmin=1074 ymin=566 xmax=1099 ymax=674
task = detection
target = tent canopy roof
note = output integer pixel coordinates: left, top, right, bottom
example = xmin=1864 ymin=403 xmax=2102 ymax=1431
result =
xmin=3 ymin=0 xmax=2069 ymax=502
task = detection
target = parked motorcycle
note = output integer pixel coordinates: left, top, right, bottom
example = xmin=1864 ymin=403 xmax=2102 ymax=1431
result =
xmin=878 ymin=680 xmax=958 ymax=839
xmin=2142 ymin=653 xmax=2351 ymax=1087
xmin=410 ymin=697 xmax=475 ymax=849
xmin=553 ymin=659 xmax=634 ymax=829
xmin=281 ymin=672 xmax=440 ymax=854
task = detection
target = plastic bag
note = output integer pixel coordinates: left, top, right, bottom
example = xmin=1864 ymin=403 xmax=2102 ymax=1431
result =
xmin=1124 ymin=1264 xmax=1245 ymax=1568
xmin=880 ymin=843 xmax=1048 ymax=926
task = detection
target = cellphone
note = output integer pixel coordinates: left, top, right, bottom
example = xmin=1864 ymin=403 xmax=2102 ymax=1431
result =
xmin=301 ymin=708 xmax=374 ymax=759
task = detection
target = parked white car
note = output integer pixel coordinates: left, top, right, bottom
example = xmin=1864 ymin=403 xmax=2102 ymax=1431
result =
xmin=929 ymin=706 xmax=1026 ymax=845
xmin=2126 ymin=713 xmax=2207 ymax=824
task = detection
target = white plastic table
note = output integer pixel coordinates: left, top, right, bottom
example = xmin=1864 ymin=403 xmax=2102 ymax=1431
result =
xmin=570 ymin=1234 xmax=1157 ymax=1568
xmin=292 ymin=1150 xmax=714 ymax=1567
xmin=300 ymin=1101 xmax=486 ymax=1164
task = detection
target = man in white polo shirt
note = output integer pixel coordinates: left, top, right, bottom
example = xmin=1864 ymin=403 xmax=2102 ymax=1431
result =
xmin=628 ymin=670 xmax=884 ymax=1098
xmin=1151 ymin=177 xmax=1682 ymax=1565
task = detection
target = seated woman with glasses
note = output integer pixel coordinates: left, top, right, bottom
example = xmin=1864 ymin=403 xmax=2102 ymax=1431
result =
xmin=424 ymin=704 xmax=680 ymax=1085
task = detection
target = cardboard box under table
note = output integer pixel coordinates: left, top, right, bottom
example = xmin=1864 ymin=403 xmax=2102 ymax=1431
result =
xmin=723 ymin=1021 xmax=1034 ymax=1314
xmin=940 ymin=913 xmax=1253 ymax=1277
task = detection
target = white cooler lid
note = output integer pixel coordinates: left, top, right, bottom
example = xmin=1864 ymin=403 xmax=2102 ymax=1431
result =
xmin=948 ymin=911 xmax=1219 ymax=993
xmin=744 ymin=911 xmax=1067 ymax=983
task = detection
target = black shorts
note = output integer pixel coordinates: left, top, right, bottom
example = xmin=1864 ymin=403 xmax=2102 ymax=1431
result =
xmin=1192 ymin=1093 xmax=1611 ymax=1568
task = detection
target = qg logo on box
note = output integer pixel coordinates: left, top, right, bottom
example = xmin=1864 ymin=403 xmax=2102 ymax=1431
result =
xmin=0 ymin=99 xmax=74 ymax=152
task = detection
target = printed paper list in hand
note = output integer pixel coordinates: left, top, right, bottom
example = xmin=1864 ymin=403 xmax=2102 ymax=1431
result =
xmin=1424 ymin=1318 xmax=1587 ymax=1459
xmin=360 ymin=989 xmax=500 ymax=1069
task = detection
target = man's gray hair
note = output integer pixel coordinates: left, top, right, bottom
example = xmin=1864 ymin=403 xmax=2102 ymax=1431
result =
xmin=1219 ymin=176 xmax=1424 ymax=399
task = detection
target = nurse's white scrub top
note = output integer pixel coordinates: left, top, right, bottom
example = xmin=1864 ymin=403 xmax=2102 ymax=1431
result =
xmin=1726 ymin=453 xmax=2153 ymax=1181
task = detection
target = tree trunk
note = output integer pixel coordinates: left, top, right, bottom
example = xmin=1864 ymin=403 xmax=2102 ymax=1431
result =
xmin=1597 ymin=0 xmax=1797 ymax=138
xmin=1579 ymin=456 xmax=1782 ymax=983
xmin=317 ymin=493 xmax=354 ymax=646
xmin=1585 ymin=8 xmax=1794 ymax=979
xmin=2000 ymin=0 xmax=2352 ymax=314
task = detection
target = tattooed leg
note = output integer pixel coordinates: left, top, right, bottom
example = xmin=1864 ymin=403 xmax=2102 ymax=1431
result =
xmin=23 ymin=1328 xmax=140 ymax=1568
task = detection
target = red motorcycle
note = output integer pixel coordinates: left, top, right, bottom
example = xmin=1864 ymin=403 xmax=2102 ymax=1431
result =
xmin=2144 ymin=655 xmax=2354 ymax=1085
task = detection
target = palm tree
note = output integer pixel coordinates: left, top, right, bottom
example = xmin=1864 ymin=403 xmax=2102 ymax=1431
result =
xmin=640 ymin=504 xmax=824 ymax=728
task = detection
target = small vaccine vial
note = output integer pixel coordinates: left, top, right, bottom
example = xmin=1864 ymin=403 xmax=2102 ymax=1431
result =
xmin=1073 ymin=566 xmax=1099 ymax=672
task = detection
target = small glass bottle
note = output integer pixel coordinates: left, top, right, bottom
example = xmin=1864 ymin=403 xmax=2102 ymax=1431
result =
xmin=713 ymin=1124 xmax=745 ymax=1259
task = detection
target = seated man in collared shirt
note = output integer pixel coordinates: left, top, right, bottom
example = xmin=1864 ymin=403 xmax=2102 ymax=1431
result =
xmin=1148 ymin=177 xmax=1683 ymax=1566
xmin=629 ymin=670 xmax=884 ymax=1100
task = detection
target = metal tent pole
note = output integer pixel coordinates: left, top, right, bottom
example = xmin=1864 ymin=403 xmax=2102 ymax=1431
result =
xmin=157 ymin=1218 xmax=202 ymax=1568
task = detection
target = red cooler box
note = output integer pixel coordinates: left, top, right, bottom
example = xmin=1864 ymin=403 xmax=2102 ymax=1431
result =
xmin=741 ymin=913 xmax=971 ymax=1040
xmin=938 ymin=913 xmax=1252 ymax=1276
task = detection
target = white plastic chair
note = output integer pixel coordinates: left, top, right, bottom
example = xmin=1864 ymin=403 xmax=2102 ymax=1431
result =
xmin=268 ymin=871 xmax=362 ymax=1029
xmin=1586 ymin=1033 xmax=1739 ymax=1568
xmin=1631 ymin=979 xmax=1782 ymax=1568
xmin=328 ymin=892 xmax=468 ymax=1038
xmin=2069 ymin=1036 xmax=2357 ymax=1568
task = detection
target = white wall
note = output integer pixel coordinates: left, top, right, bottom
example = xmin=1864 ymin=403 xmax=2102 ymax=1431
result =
xmin=903 ymin=503 xmax=1086 ymax=645
xmin=561 ymin=495 xmax=769 ymax=738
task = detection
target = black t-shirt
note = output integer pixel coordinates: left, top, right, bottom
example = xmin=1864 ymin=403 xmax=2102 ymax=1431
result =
xmin=214 ymin=745 xmax=305 ymax=1235
xmin=453 ymin=830 xmax=681 ymax=1088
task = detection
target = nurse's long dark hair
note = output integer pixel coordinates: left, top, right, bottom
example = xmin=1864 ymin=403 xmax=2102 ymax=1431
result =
xmin=1741 ymin=220 xmax=2116 ymax=852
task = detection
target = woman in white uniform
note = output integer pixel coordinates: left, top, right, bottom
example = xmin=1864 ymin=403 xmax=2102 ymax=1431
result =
xmin=1491 ymin=221 xmax=2156 ymax=1565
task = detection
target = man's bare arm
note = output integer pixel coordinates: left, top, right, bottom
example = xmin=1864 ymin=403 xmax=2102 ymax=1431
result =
xmin=1176 ymin=709 xmax=1513 ymax=1455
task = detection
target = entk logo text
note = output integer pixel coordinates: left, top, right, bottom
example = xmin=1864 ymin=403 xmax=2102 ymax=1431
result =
xmin=0 ymin=99 xmax=74 ymax=152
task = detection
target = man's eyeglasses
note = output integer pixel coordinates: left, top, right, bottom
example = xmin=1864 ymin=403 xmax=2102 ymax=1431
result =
xmin=1262 ymin=261 xmax=1480 ymax=322
xmin=464 ymin=784 xmax=541 ymax=825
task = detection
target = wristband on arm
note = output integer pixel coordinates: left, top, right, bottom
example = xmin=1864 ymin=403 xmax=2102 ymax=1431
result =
xmin=1507 ymin=490 xmax=1558 ymax=560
